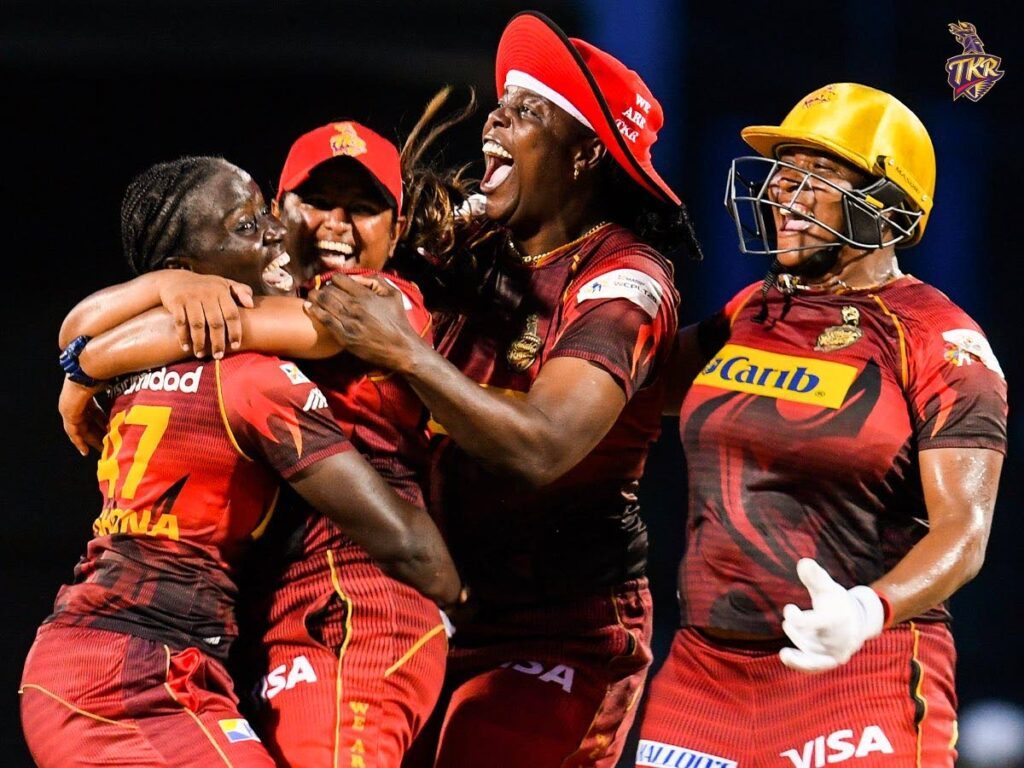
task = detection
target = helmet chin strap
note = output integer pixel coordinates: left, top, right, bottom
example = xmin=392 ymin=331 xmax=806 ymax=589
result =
xmin=753 ymin=245 xmax=841 ymax=324
xmin=786 ymin=245 xmax=842 ymax=281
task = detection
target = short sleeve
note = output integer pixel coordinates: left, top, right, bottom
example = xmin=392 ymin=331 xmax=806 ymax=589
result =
xmin=549 ymin=253 xmax=678 ymax=399
xmin=906 ymin=312 xmax=1008 ymax=453
xmin=217 ymin=354 xmax=353 ymax=478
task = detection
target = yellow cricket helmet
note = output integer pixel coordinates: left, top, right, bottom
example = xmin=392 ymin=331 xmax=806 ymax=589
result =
xmin=740 ymin=83 xmax=936 ymax=245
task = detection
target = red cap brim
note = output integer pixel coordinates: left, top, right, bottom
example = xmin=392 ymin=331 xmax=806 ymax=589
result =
xmin=496 ymin=12 xmax=680 ymax=206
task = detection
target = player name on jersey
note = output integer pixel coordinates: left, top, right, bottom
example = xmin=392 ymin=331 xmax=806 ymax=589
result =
xmin=694 ymin=344 xmax=858 ymax=409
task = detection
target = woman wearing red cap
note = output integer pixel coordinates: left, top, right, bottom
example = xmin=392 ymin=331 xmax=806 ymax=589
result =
xmin=56 ymin=12 xmax=698 ymax=763
xmin=635 ymin=84 xmax=1006 ymax=767
xmin=55 ymin=115 xmax=472 ymax=767
xmin=23 ymin=156 xmax=461 ymax=767
xmin=302 ymin=12 xmax=698 ymax=767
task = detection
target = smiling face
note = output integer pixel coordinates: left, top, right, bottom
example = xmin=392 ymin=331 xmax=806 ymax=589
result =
xmin=480 ymin=85 xmax=591 ymax=231
xmin=175 ymin=165 xmax=292 ymax=295
xmin=767 ymin=148 xmax=869 ymax=269
xmin=278 ymin=157 xmax=402 ymax=284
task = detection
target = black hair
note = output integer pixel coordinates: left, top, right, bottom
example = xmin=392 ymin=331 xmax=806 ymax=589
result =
xmin=120 ymin=156 xmax=228 ymax=275
xmin=597 ymin=156 xmax=703 ymax=260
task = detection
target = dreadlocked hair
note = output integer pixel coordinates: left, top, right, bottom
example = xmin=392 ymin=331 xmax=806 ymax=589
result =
xmin=397 ymin=86 xmax=503 ymax=264
xmin=597 ymin=156 xmax=703 ymax=261
xmin=120 ymin=156 xmax=227 ymax=275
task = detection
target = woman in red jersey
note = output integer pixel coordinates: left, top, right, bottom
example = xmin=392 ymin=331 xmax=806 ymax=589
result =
xmin=635 ymin=84 xmax=1007 ymax=768
xmin=55 ymin=115 xmax=474 ymax=768
xmin=57 ymin=13 xmax=700 ymax=764
xmin=22 ymin=156 xmax=462 ymax=768
xmin=298 ymin=12 xmax=702 ymax=767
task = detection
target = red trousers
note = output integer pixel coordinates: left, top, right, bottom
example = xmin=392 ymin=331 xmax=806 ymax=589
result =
xmin=252 ymin=549 xmax=448 ymax=767
xmin=20 ymin=623 xmax=275 ymax=767
xmin=404 ymin=578 xmax=653 ymax=768
xmin=637 ymin=622 xmax=957 ymax=768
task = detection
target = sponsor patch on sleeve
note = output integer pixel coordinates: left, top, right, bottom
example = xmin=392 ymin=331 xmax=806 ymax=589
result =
xmin=576 ymin=268 xmax=663 ymax=319
xmin=279 ymin=362 xmax=311 ymax=385
xmin=218 ymin=718 xmax=261 ymax=744
xmin=941 ymin=329 xmax=1004 ymax=377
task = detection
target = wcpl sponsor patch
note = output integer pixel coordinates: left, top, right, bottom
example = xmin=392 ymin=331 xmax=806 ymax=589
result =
xmin=695 ymin=344 xmax=858 ymax=409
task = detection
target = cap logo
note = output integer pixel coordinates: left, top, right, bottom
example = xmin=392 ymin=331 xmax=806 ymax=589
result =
xmin=617 ymin=93 xmax=651 ymax=144
xmin=802 ymin=85 xmax=837 ymax=109
xmin=329 ymin=122 xmax=367 ymax=158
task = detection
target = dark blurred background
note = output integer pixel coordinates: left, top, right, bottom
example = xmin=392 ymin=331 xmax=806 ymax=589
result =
xmin=4 ymin=1 xmax=1020 ymax=765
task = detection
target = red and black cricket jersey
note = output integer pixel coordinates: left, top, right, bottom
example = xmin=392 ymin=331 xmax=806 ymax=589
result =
xmin=431 ymin=223 xmax=680 ymax=603
xmin=48 ymin=354 xmax=350 ymax=659
xmin=277 ymin=269 xmax=433 ymax=575
xmin=679 ymin=276 xmax=1008 ymax=636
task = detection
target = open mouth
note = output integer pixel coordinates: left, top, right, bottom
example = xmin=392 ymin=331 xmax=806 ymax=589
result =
xmin=262 ymin=252 xmax=294 ymax=292
xmin=480 ymin=139 xmax=514 ymax=194
xmin=778 ymin=203 xmax=814 ymax=233
xmin=316 ymin=239 xmax=357 ymax=272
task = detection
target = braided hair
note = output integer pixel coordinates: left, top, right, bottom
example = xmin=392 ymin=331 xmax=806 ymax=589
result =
xmin=120 ymin=156 xmax=228 ymax=275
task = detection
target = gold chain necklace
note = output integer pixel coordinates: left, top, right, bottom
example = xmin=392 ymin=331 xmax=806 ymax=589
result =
xmin=507 ymin=221 xmax=612 ymax=266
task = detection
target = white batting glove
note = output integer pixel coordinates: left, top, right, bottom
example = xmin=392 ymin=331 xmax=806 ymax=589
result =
xmin=779 ymin=558 xmax=885 ymax=673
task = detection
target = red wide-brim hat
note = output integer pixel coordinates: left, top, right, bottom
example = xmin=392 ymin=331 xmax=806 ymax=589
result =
xmin=495 ymin=11 xmax=681 ymax=206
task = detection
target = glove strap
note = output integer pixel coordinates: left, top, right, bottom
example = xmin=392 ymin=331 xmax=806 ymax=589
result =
xmin=849 ymin=585 xmax=885 ymax=639
xmin=59 ymin=335 xmax=103 ymax=387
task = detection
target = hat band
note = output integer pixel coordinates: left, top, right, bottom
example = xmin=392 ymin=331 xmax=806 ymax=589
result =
xmin=504 ymin=70 xmax=593 ymax=130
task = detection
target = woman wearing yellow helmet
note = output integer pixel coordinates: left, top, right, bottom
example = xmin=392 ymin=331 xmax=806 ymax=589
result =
xmin=636 ymin=84 xmax=1007 ymax=768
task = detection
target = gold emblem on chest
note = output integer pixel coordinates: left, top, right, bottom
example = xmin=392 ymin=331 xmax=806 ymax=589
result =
xmin=815 ymin=305 xmax=864 ymax=352
xmin=507 ymin=314 xmax=542 ymax=372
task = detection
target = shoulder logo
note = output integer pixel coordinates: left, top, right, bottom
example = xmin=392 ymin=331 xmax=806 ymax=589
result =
xmin=946 ymin=22 xmax=1004 ymax=101
xmin=815 ymin=305 xmax=864 ymax=352
xmin=302 ymin=388 xmax=329 ymax=412
xmin=941 ymin=328 xmax=1004 ymax=377
xmin=280 ymin=362 xmax=311 ymax=385
xmin=576 ymin=268 xmax=663 ymax=319
xmin=696 ymin=344 xmax=858 ymax=409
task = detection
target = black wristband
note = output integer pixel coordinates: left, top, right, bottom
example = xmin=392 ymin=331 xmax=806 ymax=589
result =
xmin=59 ymin=335 xmax=103 ymax=387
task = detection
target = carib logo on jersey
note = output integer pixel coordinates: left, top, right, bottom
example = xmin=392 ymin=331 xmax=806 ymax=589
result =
xmin=695 ymin=344 xmax=858 ymax=409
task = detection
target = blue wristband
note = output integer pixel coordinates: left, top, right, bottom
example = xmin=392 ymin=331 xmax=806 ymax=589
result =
xmin=59 ymin=335 xmax=103 ymax=387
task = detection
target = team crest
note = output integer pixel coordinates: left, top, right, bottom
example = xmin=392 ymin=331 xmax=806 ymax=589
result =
xmin=815 ymin=305 xmax=863 ymax=352
xmin=330 ymin=122 xmax=368 ymax=158
xmin=507 ymin=314 xmax=541 ymax=372
xmin=946 ymin=22 xmax=1004 ymax=102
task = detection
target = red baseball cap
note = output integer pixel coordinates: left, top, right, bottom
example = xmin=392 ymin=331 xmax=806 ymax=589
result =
xmin=277 ymin=121 xmax=403 ymax=210
xmin=495 ymin=11 xmax=681 ymax=206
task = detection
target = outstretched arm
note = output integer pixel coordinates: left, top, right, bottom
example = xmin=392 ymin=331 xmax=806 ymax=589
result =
xmin=290 ymin=449 xmax=465 ymax=611
xmin=60 ymin=271 xmax=255 ymax=358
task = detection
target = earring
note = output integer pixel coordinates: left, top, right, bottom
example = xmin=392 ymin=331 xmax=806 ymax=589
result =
xmin=573 ymin=166 xmax=580 ymax=180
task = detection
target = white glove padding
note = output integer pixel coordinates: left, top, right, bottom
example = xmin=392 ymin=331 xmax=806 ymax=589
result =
xmin=455 ymin=193 xmax=488 ymax=222
xmin=779 ymin=558 xmax=885 ymax=673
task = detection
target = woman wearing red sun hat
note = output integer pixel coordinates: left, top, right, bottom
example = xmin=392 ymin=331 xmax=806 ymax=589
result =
xmin=305 ymin=12 xmax=700 ymax=767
